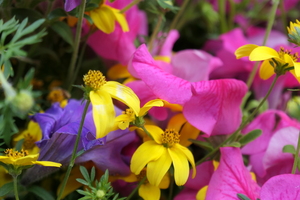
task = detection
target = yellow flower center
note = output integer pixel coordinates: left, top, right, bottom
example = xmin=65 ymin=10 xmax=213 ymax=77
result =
xmin=278 ymin=47 xmax=299 ymax=62
xmin=123 ymin=108 xmax=135 ymax=118
xmin=23 ymin=133 xmax=36 ymax=150
xmin=161 ymin=129 xmax=180 ymax=147
xmin=4 ymin=149 xmax=28 ymax=159
xmin=83 ymin=70 xmax=106 ymax=90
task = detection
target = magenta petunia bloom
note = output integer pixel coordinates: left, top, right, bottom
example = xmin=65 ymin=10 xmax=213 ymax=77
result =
xmin=206 ymin=147 xmax=261 ymax=199
xmin=21 ymin=99 xmax=135 ymax=185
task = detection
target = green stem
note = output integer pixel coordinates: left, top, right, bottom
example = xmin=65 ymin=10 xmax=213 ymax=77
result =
xmin=228 ymin=0 xmax=235 ymax=30
xmin=169 ymin=0 xmax=191 ymax=31
xmin=56 ymin=100 xmax=90 ymax=200
xmin=120 ymin=0 xmax=142 ymax=13
xmin=292 ymin=131 xmax=300 ymax=174
xmin=66 ymin=0 xmax=87 ymax=92
xmin=148 ymin=15 xmax=163 ymax=53
xmin=13 ymin=175 xmax=20 ymax=200
xmin=196 ymin=75 xmax=279 ymax=165
xmin=139 ymin=125 xmax=154 ymax=140
xmin=218 ymin=0 xmax=227 ymax=33
xmin=246 ymin=0 xmax=279 ymax=88
xmin=126 ymin=176 xmax=146 ymax=200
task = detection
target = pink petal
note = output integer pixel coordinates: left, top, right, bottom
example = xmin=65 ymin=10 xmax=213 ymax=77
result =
xmin=206 ymin=147 xmax=260 ymax=200
xmin=260 ymin=174 xmax=300 ymax=199
xmin=242 ymin=110 xmax=300 ymax=155
xmin=183 ymin=79 xmax=247 ymax=137
xmin=171 ymin=50 xmax=222 ymax=82
xmin=129 ymin=44 xmax=192 ymax=105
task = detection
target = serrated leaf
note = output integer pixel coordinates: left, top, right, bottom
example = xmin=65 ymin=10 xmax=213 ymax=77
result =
xmin=90 ymin=167 xmax=95 ymax=182
xmin=237 ymin=193 xmax=251 ymax=200
xmin=27 ymin=185 xmax=55 ymax=200
xmin=50 ymin=21 xmax=74 ymax=47
xmin=239 ymin=129 xmax=262 ymax=146
xmin=76 ymin=189 xmax=91 ymax=196
xmin=189 ymin=139 xmax=213 ymax=151
xmin=282 ymin=144 xmax=296 ymax=154
xmin=0 ymin=182 xmax=14 ymax=196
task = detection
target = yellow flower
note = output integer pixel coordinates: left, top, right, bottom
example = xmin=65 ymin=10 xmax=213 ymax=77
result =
xmin=130 ymin=125 xmax=196 ymax=186
xmin=287 ymin=19 xmax=300 ymax=35
xmin=115 ymin=99 xmax=164 ymax=130
xmin=235 ymin=44 xmax=300 ymax=81
xmin=0 ymin=149 xmax=61 ymax=167
xmin=83 ymin=70 xmax=140 ymax=138
xmin=13 ymin=121 xmax=42 ymax=154
xmin=90 ymin=0 xmax=129 ymax=34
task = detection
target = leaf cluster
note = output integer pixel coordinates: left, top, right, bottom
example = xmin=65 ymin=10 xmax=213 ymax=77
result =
xmin=76 ymin=166 xmax=126 ymax=200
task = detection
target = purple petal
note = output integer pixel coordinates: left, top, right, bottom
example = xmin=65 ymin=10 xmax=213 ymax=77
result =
xmin=260 ymin=174 xmax=300 ymax=199
xmin=129 ymin=44 xmax=192 ymax=105
xmin=183 ymin=79 xmax=247 ymax=136
xmin=64 ymin=0 xmax=81 ymax=12
xmin=206 ymin=147 xmax=260 ymax=199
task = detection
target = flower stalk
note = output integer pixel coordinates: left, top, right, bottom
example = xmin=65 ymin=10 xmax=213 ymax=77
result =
xmin=292 ymin=131 xmax=300 ymax=174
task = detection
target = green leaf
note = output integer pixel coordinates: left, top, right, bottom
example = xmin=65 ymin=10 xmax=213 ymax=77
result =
xmin=237 ymin=193 xmax=251 ymax=200
xmin=282 ymin=144 xmax=296 ymax=154
xmin=189 ymin=139 xmax=213 ymax=151
xmin=79 ymin=166 xmax=90 ymax=182
xmin=76 ymin=178 xmax=90 ymax=186
xmin=239 ymin=129 xmax=262 ymax=146
xmin=0 ymin=182 xmax=14 ymax=196
xmin=90 ymin=167 xmax=95 ymax=182
xmin=225 ymin=142 xmax=241 ymax=148
xmin=48 ymin=8 xmax=67 ymax=21
xmin=50 ymin=21 xmax=74 ymax=47
xmin=27 ymin=185 xmax=55 ymax=200
xmin=157 ymin=0 xmax=173 ymax=9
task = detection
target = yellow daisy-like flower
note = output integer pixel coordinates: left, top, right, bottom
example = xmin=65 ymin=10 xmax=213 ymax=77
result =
xmin=130 ymin=125 xmax=196 ymax=186
xmin=235 ymin=44 xmax=300 ymax=81
xmin=90 ymin=0 xmax=129 ymax=34
xmin=83 ymin=70 xmax=140 ymax=138
xmin=115 ymin=99 xmax=164 ymax=130
xmin=13 ymin=121 xmax=42 ymax=154
xmin=287 ymin=20 xmax=300 ymax=47
xmin=0 ymin=149 xmax=61 ymax=168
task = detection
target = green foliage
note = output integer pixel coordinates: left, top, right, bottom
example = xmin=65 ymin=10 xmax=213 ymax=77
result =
xmin=239 ymin=129 xmax=262 ymax=146
xmin=189 ymin=139 xmax=213 ymax=151
xmin=0 ymin=17 xmax=47 ymax=77
xmin=0 ymin=182 xmax=14 ymax=197
xmin=237 ymin=193 xmax=251 ymax=200
xmin=27 ymin=185 xmax=55 ymax=200
xmin=157 ymin=0 xmax=179 ymax=12
xmin=282 ymin=144 xmax=296 ymax=154
xmin=76 ymin=166 xmax=126 ymax=200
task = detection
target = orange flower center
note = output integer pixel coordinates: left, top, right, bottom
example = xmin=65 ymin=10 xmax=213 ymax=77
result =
xmin=278 ymin=47 xmax=299 ymax=62
xmin=83 ymin=70 xmax=106 ymax=90
xmin=161 ymin=129 xmax=180 ymax=147
xmin=5 ymin=149 xmax=28 ymax=159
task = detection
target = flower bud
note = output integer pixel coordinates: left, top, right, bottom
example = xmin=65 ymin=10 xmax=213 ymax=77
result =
xmin=10 ymin=90 xmax=34 ymax=116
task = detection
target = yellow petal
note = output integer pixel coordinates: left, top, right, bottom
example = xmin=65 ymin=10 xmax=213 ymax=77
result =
xmin=154 ymin=55 xmax=171 ymax=63
xmin=235 ymin=44 xmax=258 ymax=59
xmin=158 ymin=173 xmax=170 ymax=189
xmin=109 ymin=6 xmax=129 ymax=32
xmin=33 ymin=161 xmax=62 ymax=167
xmin=107 ymin=64 xmax=131 ymax=80
xmin=289 ymin=70 xmax=300 ymax=82
xmin=175 ymin=144 xmax=196 ymax=178
xmin=168 ymin=147 xmax=189 ymax=186
xmin=90 ymin=91 xmax=115 ymax=138
xmin=0 ymin=157 xmax=15 ymax=165
xmin=14 ymin=154 xmax=39 ymax=165
xmin=130 ymin=141 xmax=164 ymax=175
xmin=90 ymin=5 xmax=116 ymax=34
xmin=167 ymin=113 xmax=186 ymax=130
xmin=259 ymin=60 xmax=275 ymax=80
xmin=179 ymin=122 xmax=200 ymax=147
xmin=147 ymin=148 xmax=172 ymax=186
xmin=139 ymin=99 xmax=164 ymax=117
xmin=139 ymin=184 xmax=161 ymax=200
xmin=249 ymin=46 xmax=279 ymax=61
xmin=102 ymin=81 xmax=140 ymax=116
xmin=144 ymin=125 xmax=164 ymax=144
xmin=115 ymin=114 xmax=132 ymax=130
xmin=196 ymin=185 xmax=208 ymax=200
xmin=292 ymin=61 xmax=300 ymax=77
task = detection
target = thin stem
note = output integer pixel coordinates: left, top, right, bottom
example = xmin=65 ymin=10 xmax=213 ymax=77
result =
xmin=13 ymin=175 xmax=20 ymax=200
xmin=126 ymin=176 xmax=146 ymax=200
xmin=196 ymin=75 xmax=279 ymax=165
xmin=148 ymin=15 xmax=163 ymax=53
xmin=56 ymin=100 xmax=90 ymax=200
xmin=218 ymin=0 xmax=227 ymax=33
xmin=139 ymin=125 xmax=154 ymax=140
xmin=66 ymin=0 xmax=87 ymax=91
xmin=120 ymin=0 xmax=142 ymax=13
xmin=169 ymin=0 xmax=191 ymax=31
xmin=246 ymin=0 xmax=279 ymax=88
xmin=292 ymin=131 xmax=300 ymax=174
xmin=228 ymin=0 xmax=235 ymax=30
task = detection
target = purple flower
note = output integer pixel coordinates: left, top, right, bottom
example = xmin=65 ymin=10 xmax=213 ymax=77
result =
xmin=64 ymin=0 xmax=81 ymax=12
xmin=21 ymin=99 xmax=135 ymax=185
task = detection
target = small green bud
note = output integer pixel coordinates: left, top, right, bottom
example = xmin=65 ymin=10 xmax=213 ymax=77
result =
xmin=96 ymin=189 xmax=105 ymax=198
xmin=10 ymin=90 xmax=34 ymax=115
xmin=287 ymin=20 xmax=300 ymax=47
